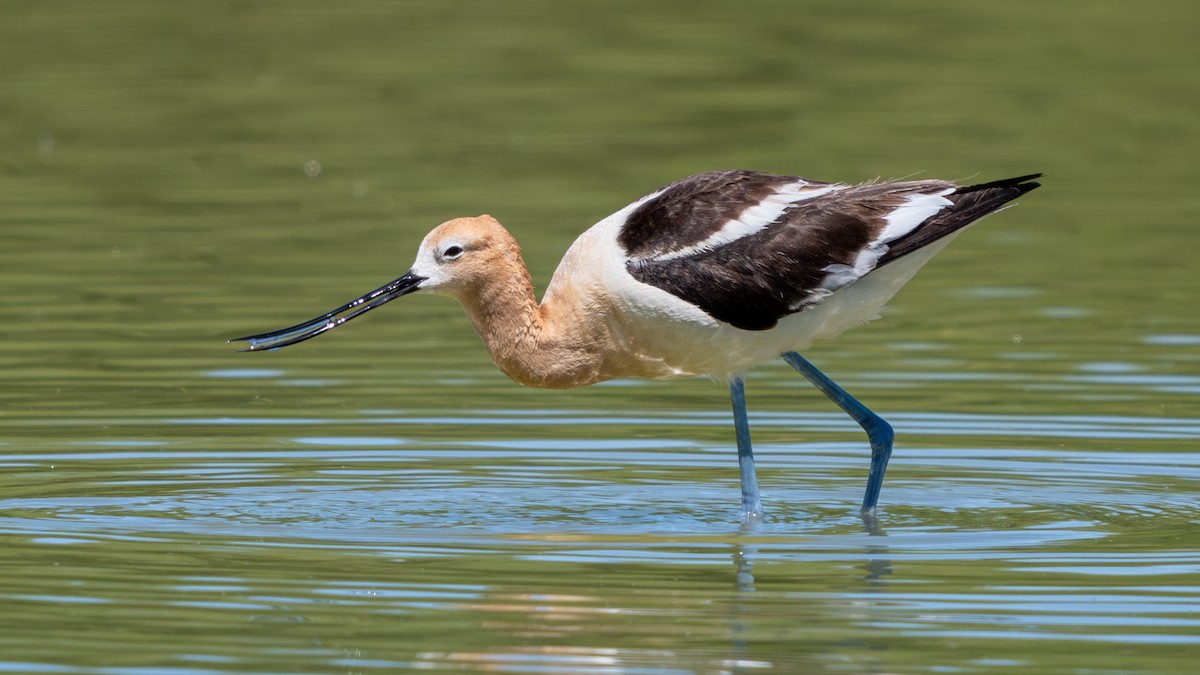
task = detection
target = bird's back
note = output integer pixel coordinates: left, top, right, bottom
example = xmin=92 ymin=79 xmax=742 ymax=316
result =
xmin=542 ymin=171 xmax=1040 ymax=380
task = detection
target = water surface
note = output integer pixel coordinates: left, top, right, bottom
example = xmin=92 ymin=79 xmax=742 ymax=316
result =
xmin=2 ymin=1 xmax=1199 ymax=673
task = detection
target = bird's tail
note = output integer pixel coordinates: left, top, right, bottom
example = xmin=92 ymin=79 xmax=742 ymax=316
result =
xmin=880 ymin=173 xmax=1042 ymax=265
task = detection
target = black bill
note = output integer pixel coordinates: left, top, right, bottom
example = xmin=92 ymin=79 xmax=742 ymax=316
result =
xmin=230 ymin=271 xmax=426 ymax=351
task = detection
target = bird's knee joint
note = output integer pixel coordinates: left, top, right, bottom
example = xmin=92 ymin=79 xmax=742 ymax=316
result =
xmin=868 ymin=417 xmax=894 ymax=448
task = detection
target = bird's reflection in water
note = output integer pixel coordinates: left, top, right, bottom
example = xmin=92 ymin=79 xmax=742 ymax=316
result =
xmin=732 ymin=510 xmax=892 ymax=589
xmin=859 ymin=510 xmax=893 ymax=584
xmin=725 ymin=511 xmax=894 ymax=672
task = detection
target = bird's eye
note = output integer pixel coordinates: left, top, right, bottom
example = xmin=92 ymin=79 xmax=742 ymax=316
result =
xmin=443 ymin=245 xmax=464 ymax=259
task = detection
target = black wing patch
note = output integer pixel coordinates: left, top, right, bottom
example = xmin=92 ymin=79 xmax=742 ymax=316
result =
xmin=625 ymin=174 xmax=1041 ymax=331
xmin=627 ymin=206 xmax=874 ymax=330
xmin=618 ymin=170 xmax=807 ymax=259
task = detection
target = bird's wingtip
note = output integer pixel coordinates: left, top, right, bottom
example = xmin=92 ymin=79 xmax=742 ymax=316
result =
xmin=955 ymin=172 xmax=1043 ymax=195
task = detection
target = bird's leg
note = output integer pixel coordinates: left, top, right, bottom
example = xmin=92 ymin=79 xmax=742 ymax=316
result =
xmin=781 ymin=352 xmax=894 ymax=513
xmin=729 ymin=377 xmax=764 ymax=524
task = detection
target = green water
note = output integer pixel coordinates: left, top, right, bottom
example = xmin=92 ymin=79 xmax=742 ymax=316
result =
xmin=2 ymin=1 xmax=1199 ymax=673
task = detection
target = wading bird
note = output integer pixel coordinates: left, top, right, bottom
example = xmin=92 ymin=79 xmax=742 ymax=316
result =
xmin=233 ymin=170 xmax=1040 ymax=522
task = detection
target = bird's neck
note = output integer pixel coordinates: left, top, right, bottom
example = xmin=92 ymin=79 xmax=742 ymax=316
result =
xmin=456 ymin=252 xmax=611 ymax=389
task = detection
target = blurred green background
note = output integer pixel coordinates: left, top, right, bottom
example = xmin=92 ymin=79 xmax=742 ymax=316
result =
xmin=2 ymin=1 xmax=1199 ymax=673
xmin=3 ymin=0 xmax=1197 ymax=416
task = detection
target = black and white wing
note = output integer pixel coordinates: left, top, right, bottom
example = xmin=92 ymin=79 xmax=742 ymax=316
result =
xmin=619 ymin=170 xmax=1041 ymax=330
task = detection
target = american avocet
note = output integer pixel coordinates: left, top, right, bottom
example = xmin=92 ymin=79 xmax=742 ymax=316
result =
xmin=233 ymin=170 xmax=1041 ymax=522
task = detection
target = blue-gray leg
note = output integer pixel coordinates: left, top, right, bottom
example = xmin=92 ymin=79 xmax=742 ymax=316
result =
xmin=729 ymin=377 xmax=764 ymax=524
xmin=781 ymin=352 xmax=894 ymax=512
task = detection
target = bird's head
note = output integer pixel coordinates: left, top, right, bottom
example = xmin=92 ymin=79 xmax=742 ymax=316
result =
xmin=409 ymin=215 xmax=520 ymax=297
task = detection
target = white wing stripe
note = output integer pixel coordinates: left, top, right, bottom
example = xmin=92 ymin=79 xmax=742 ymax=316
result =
xmin=651 ymin=183 xmax=838 ymax=261
xmin=878 ymin=189 xmax=955 ymax=242
xmin=816 ymin=188 xmax=956 ymax=294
